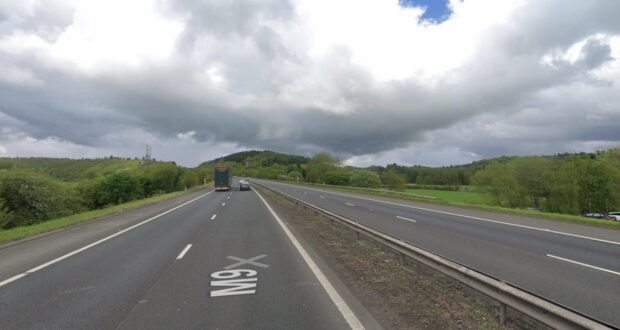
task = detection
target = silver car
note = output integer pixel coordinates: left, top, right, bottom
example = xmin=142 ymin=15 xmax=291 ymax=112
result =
xmin=239 ymin=180 xmax=251 ymax=191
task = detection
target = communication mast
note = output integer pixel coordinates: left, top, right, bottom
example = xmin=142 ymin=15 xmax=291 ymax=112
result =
xmin=144 ymin=144 xmax=152 ymax=162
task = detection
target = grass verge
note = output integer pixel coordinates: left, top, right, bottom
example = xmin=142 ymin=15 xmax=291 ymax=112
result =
xmin=0 ymin=184 xmax=211 ymax=245
xmin=285 ymin=181 xmax=620 ymax=230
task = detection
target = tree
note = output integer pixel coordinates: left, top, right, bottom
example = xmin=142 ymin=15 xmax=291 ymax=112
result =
xmin=350 ymin=171 xmax=381 ymax=188
xmin=381 ymin=169 xmax=407 ymax=190
xmin=306 ymin=153 xmax=340 ymax=183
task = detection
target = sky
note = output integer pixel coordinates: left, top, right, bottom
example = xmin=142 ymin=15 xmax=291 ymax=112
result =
xmin=0 ymin=0 xmax=619 ymax=167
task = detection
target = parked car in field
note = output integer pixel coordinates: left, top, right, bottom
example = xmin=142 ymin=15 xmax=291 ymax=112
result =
xmin=239 ymin=180 xmax=251 ymax=191
xmin=607 ymin=212 xmax=620 ymax=221
xmin=582 ymin=212 xmax=607 ymax=219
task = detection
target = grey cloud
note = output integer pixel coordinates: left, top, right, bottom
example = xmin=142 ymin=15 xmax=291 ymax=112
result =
xmin=0 ymin=0 xmax=619 ymax=166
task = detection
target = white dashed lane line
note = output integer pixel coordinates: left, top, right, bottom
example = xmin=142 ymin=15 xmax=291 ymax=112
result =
xmin=547 ymin=254 xmax=620 ymax=276
xmin=211 ymin=214 xmax=217 ymax=220
xmin=396 ymin=215 xmax=417 ymax=223
xmin=176 ymin=244 xmax=192 ymax=260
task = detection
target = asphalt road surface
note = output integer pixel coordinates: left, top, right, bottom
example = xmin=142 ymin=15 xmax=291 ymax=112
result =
xmin=0 ymin=183 xmax=368 ymax=330
xmin=254 ymin=180 xmax=620 ymax=327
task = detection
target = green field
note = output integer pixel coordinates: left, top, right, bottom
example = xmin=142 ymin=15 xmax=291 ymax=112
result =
xmin=403 ymin=188 xmax=490 ymax=204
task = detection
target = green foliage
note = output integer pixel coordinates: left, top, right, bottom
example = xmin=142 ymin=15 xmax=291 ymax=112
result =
xmin=472 ymin=155 xmax=620 ymax=214
xmin=0 ymin=170 xmax=83 ymax=228
xmin=381 ymin=169 xmax=407 ymax=190
xmin=323 ymin=169 xmax=351 ymax=186
xmin=306 ymin=153 xmax=340 ymax=183
xmin=349 ymin=170 xmax=381 ymax=188
xmin=84 ymin=173 xmax=142 ymax=208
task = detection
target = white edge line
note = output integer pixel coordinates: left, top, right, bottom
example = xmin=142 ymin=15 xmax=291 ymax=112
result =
xmin=254 ymin=189 xmax=365 ymax=330
xmin=177 ymin=244 xmax=193 ymax=260
xmin=0 ymin=190 xmax=213 ymax=288
xmin=547 ymin=254 xmax=620 ymax=276
xmin=268 ymin=182 xmax=620 ymax=247
xmin=396 ymin=216 xmax=417 ymax=223
xmin=211 ymin=214 xmax=217 ymax=220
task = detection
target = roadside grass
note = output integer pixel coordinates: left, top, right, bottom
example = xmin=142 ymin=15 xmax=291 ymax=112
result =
xmin=286 ymin=182 xmax=620 ymax=230
xmin=0 ymin=184 xmax=212 ymax=245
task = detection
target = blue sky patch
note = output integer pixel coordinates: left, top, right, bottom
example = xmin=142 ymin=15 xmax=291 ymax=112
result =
xmin=399 ymin=0 xmax=452 ymax=23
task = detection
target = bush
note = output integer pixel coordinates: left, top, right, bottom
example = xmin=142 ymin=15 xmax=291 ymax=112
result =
xmin=323 ymin=169 xmax=350 ymax=186
xmin=381 ymin=169 xmax=407 ymax=190
xmin=350 ymin=171 xmax=381 ymax=188
xmin=87 ymin=173 xmax=142 ymax=208
xmin=0 ymin=171 xmax=81 ymax=228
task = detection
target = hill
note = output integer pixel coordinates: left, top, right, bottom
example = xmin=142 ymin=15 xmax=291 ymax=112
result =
xmin=201 ymin=150 xmax=309 ymax=167
xmin=0 ymin=157 xmax=151 ymax=182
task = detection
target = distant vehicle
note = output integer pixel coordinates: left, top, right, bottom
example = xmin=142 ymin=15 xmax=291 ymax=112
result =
xmin=607 ymin=212 xmax=620 ymax=221
xmin=582 ymin=213 xmax=606 ymax=219
xmin=214 ymin=166 xmax=231 ymax=191
xmin=239 ymin=180 xmax=251 ymax=191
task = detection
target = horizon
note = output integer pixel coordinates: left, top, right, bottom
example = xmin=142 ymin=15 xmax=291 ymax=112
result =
xmin=2 ymin=146 xmax=618 ymax=170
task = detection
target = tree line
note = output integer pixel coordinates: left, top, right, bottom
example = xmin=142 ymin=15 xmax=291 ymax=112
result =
xmin=0 ymin=161 xmax=210 ymax=229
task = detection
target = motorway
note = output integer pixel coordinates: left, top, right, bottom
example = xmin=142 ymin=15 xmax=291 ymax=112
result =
xmin=0 ymin=182 xmax=371 ymax=329
xmin=255 ymin=180 xmax=620 ymax=328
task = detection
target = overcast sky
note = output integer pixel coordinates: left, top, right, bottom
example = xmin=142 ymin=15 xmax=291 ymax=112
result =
xmin=0 ymin=0 xmax=619 ymax=167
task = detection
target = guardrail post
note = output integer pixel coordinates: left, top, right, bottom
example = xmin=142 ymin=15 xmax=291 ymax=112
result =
xmin=399 ymin=253 xmax=405 ymax=266
xmin=355 ymin=231 xmax=360 ymax=241
xmin=499 ymin=302 xmax=506 ymax=325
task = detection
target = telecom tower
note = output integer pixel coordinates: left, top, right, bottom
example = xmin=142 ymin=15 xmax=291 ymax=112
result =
xmin=145 ymin=144 xmax=152 ymax=162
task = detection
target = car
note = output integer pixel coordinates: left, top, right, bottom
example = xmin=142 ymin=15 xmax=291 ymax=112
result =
xmin=239 ymin=180 xmax=251 ymax=191
xmin=607 ymin=212 xmax=620 ymax=221
xmin=582 ymin=212 xmax=606 ymax=219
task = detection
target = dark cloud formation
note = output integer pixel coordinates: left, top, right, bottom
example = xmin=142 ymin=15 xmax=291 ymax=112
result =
xmin=0 ymin=0 xmax=619 ymax=166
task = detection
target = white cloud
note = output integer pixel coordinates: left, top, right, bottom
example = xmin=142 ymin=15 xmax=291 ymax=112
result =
xmin=0 ymin=0 xmax=619 ymax=167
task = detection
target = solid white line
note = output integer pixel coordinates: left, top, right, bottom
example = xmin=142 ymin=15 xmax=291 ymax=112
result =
xmin=345 ymin=203 xmax=355 ymax=207
xmin=396 ymin=215 xmax=417 ymax=223
xmin=0 ymin=190 xmax=213 ymax=288
xmin=177 ymin=244 xmax=192 ymax=260
xmin=211 ymin=214 xmax=217 ymax=220
xmin=0 ymin=273 xmax=26 ymax=287
xmin=269 ymin=182 xmax=620 ymax=247
xmin=547 ymin=254 xmax=620 ymax=276
xmin=254 ymin=189 xmax=364 ymax=330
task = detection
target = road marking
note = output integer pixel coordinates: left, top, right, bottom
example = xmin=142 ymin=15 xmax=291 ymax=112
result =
xmin=345 ymin=203 xmax=355 ymax=207
xmin=547 ymin=254 xmax=620 ymax=276
xmin=210 ymin=269 xmax=258 ymax=297
xmin=224 ymin=255 xmax=269 ymax=269
xmin=176 ymin=244 xmax=192 ymax=259
xmin=320 ymin=195 xmax=325 ymax=199
xmin=396 ymin=215 xmax=417 ymax=223
xmin=254 ymin=189 xmax=364 ymax=330
xmin=222 ymin=202 xmax=226 ymax=206
xmin=0 ymin=190 xmax=213 ymax=288
xmin=227 ymin=196 xmax=230 ymax=199
xmin=211 ymin=214 xmax=217 ymax=220
xmin=268 ymin=182 xmax=620 ymax=247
